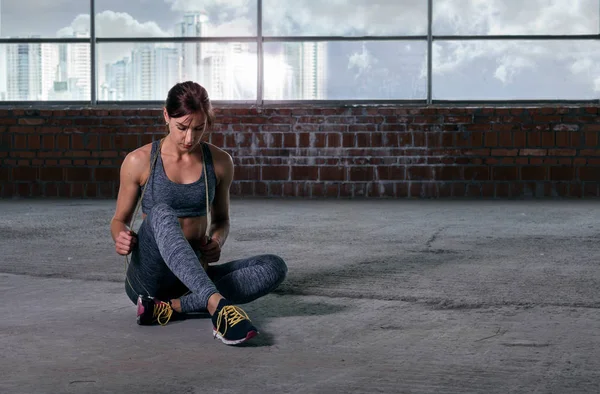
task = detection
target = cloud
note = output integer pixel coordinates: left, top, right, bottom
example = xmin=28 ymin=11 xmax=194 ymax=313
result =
xmin=164 ymin=0 xmax=253 ymax=32
xmin=57 ymin=11 xmax=170 ymax=38
xmin=262 ymin=0 xmax=426 ymax=36
xmin=57 ymin=11 xmax=171 ymax=85
xmin=348 ymin=45 xmax=377 ymax=77
xmin=430 ymin=0 xmax=600 ymax=92
xmin=433 ymin=0 xmax=597 ymax=35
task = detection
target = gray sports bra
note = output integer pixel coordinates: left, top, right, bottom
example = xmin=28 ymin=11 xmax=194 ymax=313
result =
xmin=141 ymin=140 xmax=216 ymax=217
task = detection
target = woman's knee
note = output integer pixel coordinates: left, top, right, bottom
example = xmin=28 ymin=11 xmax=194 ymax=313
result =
xmin=147 ymin=203 xmax=176 ymax=225
xmin=262 ymin=254 xmax=288 ymax=282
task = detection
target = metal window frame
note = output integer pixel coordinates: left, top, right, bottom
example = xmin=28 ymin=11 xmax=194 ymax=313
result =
xmin=1 ymin=0 xmax=600 ymax=106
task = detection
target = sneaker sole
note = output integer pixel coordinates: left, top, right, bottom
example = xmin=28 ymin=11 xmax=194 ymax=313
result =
xmin=212 ymin=329 xmax=258 ymax=345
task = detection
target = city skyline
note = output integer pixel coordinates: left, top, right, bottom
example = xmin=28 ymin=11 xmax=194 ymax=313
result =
xmin=1 ymin=10 xmax=329 ymax=101
xmin=1 ymin=1 xmax=600 ymax=101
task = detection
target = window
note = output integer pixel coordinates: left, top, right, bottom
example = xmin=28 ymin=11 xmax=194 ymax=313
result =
xmin=1 ymin=0 xmax=599 ymax=103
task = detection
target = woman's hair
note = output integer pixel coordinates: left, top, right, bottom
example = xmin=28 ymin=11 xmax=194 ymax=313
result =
xmin=165 ymin=81 xmax=215 ymax=131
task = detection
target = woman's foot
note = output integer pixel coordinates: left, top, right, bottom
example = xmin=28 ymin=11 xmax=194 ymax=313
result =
xmin=211 ymin=299 xmax=258 ymax=345
xmin=136 ymin=295 xmax=175 ymax=326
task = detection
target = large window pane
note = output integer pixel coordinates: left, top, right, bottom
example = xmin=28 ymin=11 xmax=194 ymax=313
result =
xmin=95 ymin=0 xmax=257 ymax=37
xmin=263 ymin=0 xmax=427 ymax=36
xmin=1 ymin=0 xmax=90 ymax=38
xmin=434 ymin=0 xmax=599 ymax=35
xmin=98 ymin=42 xmax=257 ymax=101
xmin=0 ymin=44 xmax=90 ymax=101
xmin=433 ymin=40 xmax=600 ymax=100
xmin=264 ymin=41 xmax=427 ymax=100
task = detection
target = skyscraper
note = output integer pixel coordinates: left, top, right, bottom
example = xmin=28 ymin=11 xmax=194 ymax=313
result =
xmin=154 ymin=46 xmax=179 ymax=99
xmin=176 ymin=12 xmax=208 ymax=83
xmin=283 ymin=42 xmax=327 ymax=100
xmin=6 ymin=42 xmax=42 ymax=100
xmin=66 ymin=32 xmax=91 ymax=100
xmin=0 ymin=0 xmax=6 ymax=99
xmin=130 ymin=44 xmax=155 ymax=100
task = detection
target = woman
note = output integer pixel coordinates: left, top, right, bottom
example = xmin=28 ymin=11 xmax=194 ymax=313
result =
xmin=110 ymin=81 xmax=287 ymax=345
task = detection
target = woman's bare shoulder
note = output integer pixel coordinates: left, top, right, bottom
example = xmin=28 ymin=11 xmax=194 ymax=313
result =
xmin=206 ymin=143 xmax=233 ymax=167
xmin=124 ymin=142 xmax=153 ymax=165
xmin=120 ymin=142 xmax=154 ymax=183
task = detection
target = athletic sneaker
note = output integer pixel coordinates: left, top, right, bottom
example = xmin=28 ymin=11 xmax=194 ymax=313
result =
xmin=137 ymin=295 xmax=174 ymax=326
xmin=211 ymin=299 xmax=258 ymax=345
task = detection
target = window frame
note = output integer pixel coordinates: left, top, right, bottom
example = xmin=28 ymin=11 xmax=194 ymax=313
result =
xmin=0 ymin=0 xmax=599 ymax=106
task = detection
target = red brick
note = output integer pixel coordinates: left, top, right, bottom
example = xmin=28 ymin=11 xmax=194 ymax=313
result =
xmin=493 ymin=167 xmax=518 ymax=181
xmin=291 ymin=166 xmax=318 ymax=181
xmin=521 ymin=166 xmax=548 ymax=181
xmin=18 ymin=118 xmax=45 ymax=126
xmin=426 ymin=133 xmax=441 ymax=148
xmin=56 ymin=135 xmax=69 ymax=150
xmin=377 ymin=166 xmax=405 ymax=181
xmin=320 ymin=167 xmax=345 ymax=181
xmin=356 ymin=133 xmax=370 ymax=147
xmin=484 ymin=132 xmax=498 ymax=147
xmin=14 ymin=134 xmax=26 ymax=149
xmin=240 ymin=182 xmax=254 ymax=196
xmin=532 ymin=115 xmax=560 ymax=122
xmin=465 ymin=123 xmax=490 ymax=132
xmin=550 ymin=167 xmax=574 ymax=181
xmin=585 ymin=132 xmax=598 ymax=146
xmin=283 ymin=182 xmax=295 ymax=196
xmin=582 ymin=124 xmax=600 ymax=132
xmin=283 ymin=133 xmax=296 ymax=148
xmin=553 ymin=124 xmax=579 ymax=132
xmin=66 ymin=168 xmax=92 ymax=182
xmin=40 ymin=167 xmax=64 ymax=182
xmin=327 ymin=133 xmax=341 ymax=148
xmin=13 ymin=167 xmax=38 ymax=181
xmin=412 ymin=132 xmax=425 ymax=147
xmin=555 ymin=132 xmax=569 ymax=147
xmin=94 ymin=168 xmax=119 ymax=182
xmin=549 ymin=149 xmax=576 ymax=156
xmin=513 ymin=131 xmax=526 ymax=147
xmin=579 ymin=167 xmax=600 ymax=181
xmin=436 ymin=166 xmax=461 ymax=181
xmin=521 ymin=149 xmax=547 ymax=156
xmin=497 ymin=131 xmax=512 ymax=147
xmin=584 ymin=183 xmax=599 ymax=197
xmin=541 ymin=132 xmax=555 ymax=147
xmin=407 ymin=166 xmax=432 ymax=180
xmin=492 ymin=149 xmax=518 ymax=156
xmin=348 ymin=167 xmax=374 ymax=182
xmin=342 ymin=133 xmax=355 ymax=147
xmin=570 ymin=132 xmax=582 ymax=146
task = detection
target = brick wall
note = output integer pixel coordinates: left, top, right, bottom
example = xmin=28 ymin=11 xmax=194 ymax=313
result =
xmin=0 ymin=105 xmax=599 ymax=199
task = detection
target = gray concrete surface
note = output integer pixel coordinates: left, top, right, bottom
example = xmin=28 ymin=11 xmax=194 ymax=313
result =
xmin=1 ymin=198 xmax=599 ymax=394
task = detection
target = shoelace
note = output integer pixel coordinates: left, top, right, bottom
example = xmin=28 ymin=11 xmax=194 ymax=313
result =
xmin=214 ymin=305 xmax=250 ymax=338
xmin=154 ymin=301 xmax=173 ymax=326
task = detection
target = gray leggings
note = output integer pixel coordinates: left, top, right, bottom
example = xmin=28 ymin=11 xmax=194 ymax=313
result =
xmin=125 ymin=203 xmax=288 ymax=313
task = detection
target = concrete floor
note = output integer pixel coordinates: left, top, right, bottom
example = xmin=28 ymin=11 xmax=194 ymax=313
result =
xmin=1 ymin=198 xmax=599 ymax=394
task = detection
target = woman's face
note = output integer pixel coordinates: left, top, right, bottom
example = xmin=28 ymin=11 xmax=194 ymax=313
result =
xmin=164 ymin=110 xmax=207 ymax=152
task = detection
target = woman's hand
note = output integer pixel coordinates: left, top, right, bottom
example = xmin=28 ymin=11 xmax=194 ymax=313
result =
xmin=115 ymin=230 xmax=137 ymax=256
xmin=197 ymin=236 xmax=222 ymax=264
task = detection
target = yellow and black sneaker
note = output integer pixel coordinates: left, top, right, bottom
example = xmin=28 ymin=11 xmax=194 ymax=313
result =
xmin=136 ymin=295 xmax=174 ymax=326
xmin=211 ymin=299 xmax=258 ymax=345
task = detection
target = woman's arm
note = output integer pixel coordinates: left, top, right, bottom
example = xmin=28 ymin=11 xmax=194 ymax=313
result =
xmin=110 ymin=149 xmax=147 ymax=243
xmin=208 ymin=147 xmax=234 ymax=247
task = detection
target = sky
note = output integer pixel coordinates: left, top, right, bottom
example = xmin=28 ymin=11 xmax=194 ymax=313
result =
xmin=1 ymin=0 xmax=600 ymax=100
